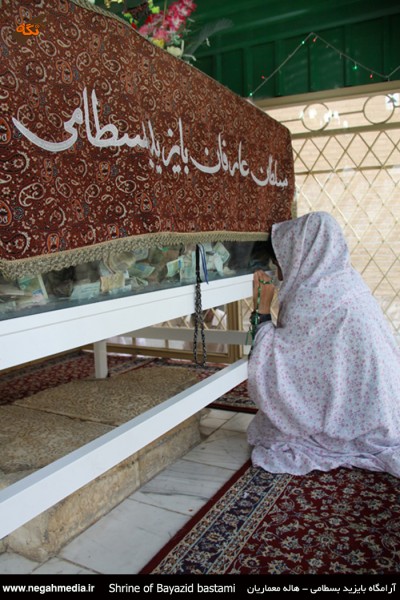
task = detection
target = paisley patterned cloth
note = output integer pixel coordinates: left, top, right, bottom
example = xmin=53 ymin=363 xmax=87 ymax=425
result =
xmin=0 ymin=0 xmax=294 ymax=278
xmin=248 ymin=211 xmax=400 ymax=477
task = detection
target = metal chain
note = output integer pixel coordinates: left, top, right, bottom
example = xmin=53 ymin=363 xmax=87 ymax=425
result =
xmin=193 ymin=245 xmax=207 ymax=367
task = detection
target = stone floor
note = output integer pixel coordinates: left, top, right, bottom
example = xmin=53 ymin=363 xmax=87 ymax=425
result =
xmin=0 ymin=408 xmax=253 ymax=574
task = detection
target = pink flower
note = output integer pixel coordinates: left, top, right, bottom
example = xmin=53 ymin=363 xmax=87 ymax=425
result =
xmin=155 ymin=28 xmax=171 ymax=41
xmin=138 ymin=0 xmax=197 ymax=50
xmin=182 ymin=0 xmax=196 ymax=11
xmin=166 ymin=14 xmax=185 ymax=31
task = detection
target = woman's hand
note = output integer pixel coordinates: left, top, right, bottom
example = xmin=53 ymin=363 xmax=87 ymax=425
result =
xmin=253 ymin=270 xmax=275 ymax=314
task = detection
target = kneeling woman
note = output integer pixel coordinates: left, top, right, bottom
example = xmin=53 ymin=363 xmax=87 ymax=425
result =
xmin=247 ymin=211 xmax=400 ymax=477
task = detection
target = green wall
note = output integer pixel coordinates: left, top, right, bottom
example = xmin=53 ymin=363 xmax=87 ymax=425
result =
xmin=191 ymin=0 xmax=400 ymax=99
xmin=97 ymin=0 xmax=400 ymax=99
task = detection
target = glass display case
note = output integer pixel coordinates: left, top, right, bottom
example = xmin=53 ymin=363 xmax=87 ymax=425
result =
xmin=0 ymin=241 xmax=269 ymax=322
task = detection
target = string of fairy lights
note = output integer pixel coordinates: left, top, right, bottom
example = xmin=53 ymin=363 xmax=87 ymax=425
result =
xmin=248 ymin=32 xmax=400 ymax=98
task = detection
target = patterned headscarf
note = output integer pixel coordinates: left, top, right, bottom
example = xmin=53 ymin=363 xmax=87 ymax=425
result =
xmin=271 ymin=211 xmax=369 ymax=335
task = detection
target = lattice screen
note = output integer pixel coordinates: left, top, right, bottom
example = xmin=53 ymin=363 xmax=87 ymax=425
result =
xmin=254 ymin=85 xmax=400 ymax=344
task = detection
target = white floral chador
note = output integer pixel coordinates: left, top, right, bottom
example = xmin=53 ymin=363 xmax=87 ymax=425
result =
xmin=248 ymin=211 xmax=400 ymax=477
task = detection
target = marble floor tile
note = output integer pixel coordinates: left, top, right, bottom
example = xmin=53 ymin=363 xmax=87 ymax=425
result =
xmin=59 ymin=498 xmax=189 ymax=574
xmin=201 ymin=408 xmax=235 ymax=423
xmin=131 ymin=458 xmax=236 ymax=515
xmin=0 ymin=552 xmax=38 ymax=574
xmin=200 ymin=408 xmax=235 ymax=436
xmin=183 ymin=428 xmax=251 ymax=470
xmin=32 ymin=557 xmax=96 ymax=575
xmin=220 ymin=412 xmax=254 ymax=433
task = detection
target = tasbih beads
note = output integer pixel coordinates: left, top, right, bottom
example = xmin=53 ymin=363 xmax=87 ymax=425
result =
xmin=247 ymin=279 xmax=272 ymax=349
xmin=193 ymin=245 xmax=207 ymax=367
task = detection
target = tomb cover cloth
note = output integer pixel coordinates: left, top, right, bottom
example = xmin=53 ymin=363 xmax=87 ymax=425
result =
xmin=248 ymin=211 xmax=400 ymax=478
xmin=0 ymin=0 xmax=294 ymax=279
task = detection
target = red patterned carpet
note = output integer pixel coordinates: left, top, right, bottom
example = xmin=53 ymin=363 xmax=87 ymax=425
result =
xmin=0 ymin=350 xmax=256 ymax=412
xmin=141 ymin=461 xmax=400 ymax=575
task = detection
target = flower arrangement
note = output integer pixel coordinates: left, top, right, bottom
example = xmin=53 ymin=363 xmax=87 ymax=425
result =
xmin=138 ymin=0 xmax=196 ymax=56
xmin=121 ymin=1 xmax=196 ymax=58
xmin=102 ymin=1 xmax=232 ymax=63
